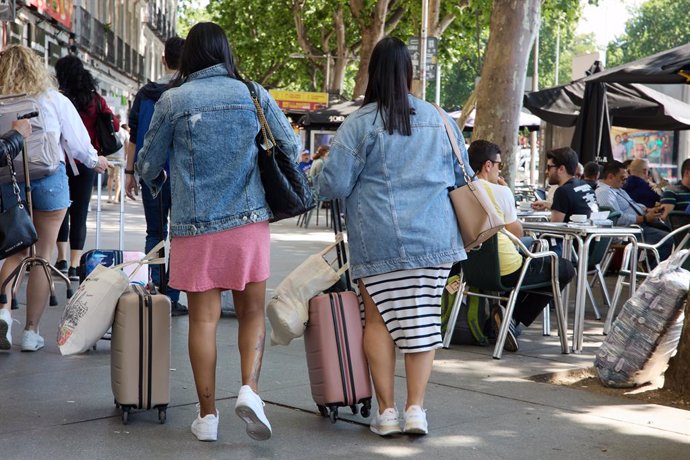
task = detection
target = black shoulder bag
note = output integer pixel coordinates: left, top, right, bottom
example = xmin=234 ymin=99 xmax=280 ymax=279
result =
xmin=243 ymin=81 xmax=315 ymax=222
xmin=94 ymin=96 xmax=123 ymax=156
xmin=0 ymin=150 xmax=38 ymax=260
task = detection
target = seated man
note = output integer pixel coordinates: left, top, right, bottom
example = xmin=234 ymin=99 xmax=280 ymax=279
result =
xmin=623 ymin=159 xmax=660 ymax=208
xmin=534 ymin=147 xmax=598 ymax=222
xmin=595 ymin=161 xmax=672 ymax=263
xmin=583 ymin=161 xmax=600 ymax=190
xmin=468 ymin=140 xmax=575 ymax=352
xmin=661 ymin=158 xmax=690 ymax=218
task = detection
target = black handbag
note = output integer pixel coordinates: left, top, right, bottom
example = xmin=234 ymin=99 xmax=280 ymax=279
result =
xmin=244 ymin=81 xmax=315 ymax=222
xmin=94 ymin=96 xmax=123 ymax=156
xmin=0 ymin=152 xmax=38 ymax=260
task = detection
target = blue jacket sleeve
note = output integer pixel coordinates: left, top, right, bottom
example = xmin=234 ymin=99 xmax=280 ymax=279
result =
xmin=257 ymin=84 xmax=300 ymax=162
xmin=316 ymin=118 xmax=365 ymax=199
xmin=135 ymin=93 xmax=173 ymax=197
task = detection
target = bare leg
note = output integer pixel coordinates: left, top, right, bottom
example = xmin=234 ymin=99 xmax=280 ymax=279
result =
xmin=69 ymin=249 xmax=83 ymax=269
xmin=187 ymin=289 xmax=221 ymax=417
xmin=0 ymin=250 xmax=28 ymax=310
xmin=25 ymin=209 xmax=67 ymax=332
xmin=404 ymin=350 xmax=435 ymax=410
xmin=359 ymin=280 xmax=396 ymax=412
xmin=56 ymin=242 xmax=69 ymax=263
xmin=232 ymin=281 xmax=267 ymax=392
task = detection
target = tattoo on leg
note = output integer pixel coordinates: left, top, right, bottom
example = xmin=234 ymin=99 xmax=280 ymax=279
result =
xmin=248 ymin=332 xmax=265 ymax=387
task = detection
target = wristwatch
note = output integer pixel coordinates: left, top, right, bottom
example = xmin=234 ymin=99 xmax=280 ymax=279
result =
xmin=125 ymin=169 xmax=135 ymax=175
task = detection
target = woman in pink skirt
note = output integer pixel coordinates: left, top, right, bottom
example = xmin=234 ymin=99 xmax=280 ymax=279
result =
xmin=136 ymin=23 xmax=300 ymax=442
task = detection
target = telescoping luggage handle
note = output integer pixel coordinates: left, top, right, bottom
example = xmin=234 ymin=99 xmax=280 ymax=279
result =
xmin=331 ymin=200 xmax=352 ymax=291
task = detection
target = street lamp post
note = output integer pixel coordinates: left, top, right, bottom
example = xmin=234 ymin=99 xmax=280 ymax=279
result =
xmin=289 ymin=52 xmax=332 ymax=93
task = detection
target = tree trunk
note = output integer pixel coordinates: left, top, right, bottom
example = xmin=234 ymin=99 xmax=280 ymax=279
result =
xmin=664 ymin=294 xmax=690 ymax=396
xmin=351 ymin=0 xmax=389 ymax=97
xmin=472 ymin=0 xmax=540 ymax=188
xmin=331 ymin=6 xmax=348 ymax=96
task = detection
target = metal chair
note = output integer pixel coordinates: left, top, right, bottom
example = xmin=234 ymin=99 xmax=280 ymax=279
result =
xmin=442 ymin=229 xmax=569 ymax=359
xmin=603 ymin=222 xmax=690 ymax=334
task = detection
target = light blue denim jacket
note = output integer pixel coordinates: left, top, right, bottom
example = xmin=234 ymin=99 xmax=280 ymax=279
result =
xmin=317 ymin=95 xmax=470 ymax=279
xmin=136 ymin=64 xmax=300 ymax=237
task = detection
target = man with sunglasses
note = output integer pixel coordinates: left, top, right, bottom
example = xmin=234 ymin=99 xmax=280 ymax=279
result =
xmin=467 ymin=140 xmax=575 ymax=352
xmin=542 ymin=147 xmax=599 ymax=223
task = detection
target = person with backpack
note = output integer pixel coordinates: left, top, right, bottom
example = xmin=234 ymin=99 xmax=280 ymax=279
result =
xmin=0 ymin=45 xmax=108 ymax=352
xmin=53 ymin=55 xmax=119 ymax=281
xmin=123 ymin=36 xmax=188 ymax=317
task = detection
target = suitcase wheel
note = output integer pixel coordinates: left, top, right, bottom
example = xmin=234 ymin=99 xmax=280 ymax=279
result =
xmin=158 ymin=408 xmax=167 ymax=424
xmin=317 ymin=405 xmax=328 ymax=417
xmin=350 ymin=404 xmax=358 ymax=415
xmin=360 ymin=399 xmax=371 ymax=418
xmin=121 ymin=408 xmax=130 ymax=425
xmin=328 ymin=407 xmax=338 ymax=424
xmin=114 ymin=399 xmax=120 ymax=409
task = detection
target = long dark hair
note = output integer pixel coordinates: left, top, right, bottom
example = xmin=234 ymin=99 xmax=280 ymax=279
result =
xmin=362 ymin=36 xmax=412 ymax=136
xmin=172 ymin=22 xmax=242 ymax=87
xmin=54 ymin=55 xmax=97 ymax=112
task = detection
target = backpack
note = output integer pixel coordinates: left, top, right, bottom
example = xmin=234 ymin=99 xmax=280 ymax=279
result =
xmin=0 ymin=94 xmax=62 ymax=184
xmin=94 ymin=97 xmax=122 ymax=156
xmin=440 ymin=274 xmax=491 ymax=346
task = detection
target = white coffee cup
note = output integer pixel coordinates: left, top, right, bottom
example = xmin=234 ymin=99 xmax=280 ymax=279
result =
xmin=570 ymin=214 xmax=588 ymax=223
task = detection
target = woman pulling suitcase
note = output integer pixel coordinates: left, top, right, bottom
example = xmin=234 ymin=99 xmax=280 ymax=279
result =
xmin=136 ymin=22 xmax=300 ymax=442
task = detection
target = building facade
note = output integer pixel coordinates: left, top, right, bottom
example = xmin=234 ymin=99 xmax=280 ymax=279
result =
xmin=0 ymin=0 xmax=177 ymax=119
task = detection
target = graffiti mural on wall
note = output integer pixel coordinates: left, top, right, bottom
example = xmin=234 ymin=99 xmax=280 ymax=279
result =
xmin=25 ymin=0 xmax=74 ymax=30
xmin=611 ymin=126 xmax=678 ymax=179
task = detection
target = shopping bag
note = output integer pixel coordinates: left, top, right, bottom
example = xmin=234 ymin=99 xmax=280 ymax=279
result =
xmin=267 ymin=237 xmax=348 ymax=345
xmin=57 ymin=242 xmax=164 ymax=355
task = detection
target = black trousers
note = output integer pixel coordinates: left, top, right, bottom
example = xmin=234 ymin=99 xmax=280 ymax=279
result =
xmin=57 ymin=162 xmax=96 ymax=251
xmin=500 ymin=256 xmax=575 ymax=327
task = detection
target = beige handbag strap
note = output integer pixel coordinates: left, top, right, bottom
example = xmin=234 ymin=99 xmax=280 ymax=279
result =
xmin=433 ymin=104 xmax=473 ymax=186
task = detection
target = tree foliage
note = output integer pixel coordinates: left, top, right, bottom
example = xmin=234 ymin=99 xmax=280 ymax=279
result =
xmin=606 ymin=0 xmax=690 ymax=67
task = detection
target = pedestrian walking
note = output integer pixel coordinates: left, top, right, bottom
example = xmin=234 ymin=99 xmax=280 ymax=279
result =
xmin=136 ymin=22 xmax=300 ymax=442
xmin=317 ymin=36 xmax=468 ymax=436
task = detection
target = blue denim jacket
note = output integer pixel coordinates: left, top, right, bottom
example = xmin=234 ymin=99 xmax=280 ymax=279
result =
xmin=136 ymin=64 xmax=300 ymax=237
xmin=317 ymin=95 xmax=470 ymax=279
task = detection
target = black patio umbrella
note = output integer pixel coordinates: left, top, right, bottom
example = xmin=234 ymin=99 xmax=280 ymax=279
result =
xmin=585 ymin=43 xmax=690 ymax=85
xmin=571 ymin=62 xmax=612 ymax=163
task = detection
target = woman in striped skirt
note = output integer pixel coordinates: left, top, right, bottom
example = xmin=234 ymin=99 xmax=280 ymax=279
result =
xmin=317 ymin=37 xmax=470 ymax=436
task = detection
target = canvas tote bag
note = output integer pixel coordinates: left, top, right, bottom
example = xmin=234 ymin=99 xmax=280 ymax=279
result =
xmin=434 ymin=105 xmax=504 ymax=250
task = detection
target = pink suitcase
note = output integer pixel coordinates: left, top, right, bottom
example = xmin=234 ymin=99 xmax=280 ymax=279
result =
xmin=305 ymin=291 xmax=372 ymax=422
xmin=303 ymin=201 xmax=372 ymax=423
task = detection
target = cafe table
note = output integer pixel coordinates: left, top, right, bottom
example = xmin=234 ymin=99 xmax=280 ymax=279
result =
xmin=520 ymin=221 xmax=641 ymax=352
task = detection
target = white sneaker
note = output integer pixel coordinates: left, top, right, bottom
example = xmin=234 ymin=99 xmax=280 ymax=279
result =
xmin=403 ymin=405 xmax=428 ymax=435
xmin=370 ymin=407 xmax=402 ymax=436
xmin=191 ymin=408 xmax=219 ymax=441
xmin=0 ymin=310 xmax=12 ymax=350
xmin=235 ymin=385 xmax=272 ymax=441
xmin=21 ymin=330 xmax=44 ymax=352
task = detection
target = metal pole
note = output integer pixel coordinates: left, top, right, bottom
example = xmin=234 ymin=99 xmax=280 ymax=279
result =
xmin=420 ymin=0 xmax=429 ymax=101
xmin=529 ymin=30 xmax=539 ymax=186
xmin=555 ymin=20 xmax=561 ymax=85
xmin=325 ymin=54 xmax=331 ymax=93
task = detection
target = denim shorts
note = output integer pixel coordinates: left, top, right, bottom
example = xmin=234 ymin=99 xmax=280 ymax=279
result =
xmin=0 ymin=162 xmax=70 ymax=212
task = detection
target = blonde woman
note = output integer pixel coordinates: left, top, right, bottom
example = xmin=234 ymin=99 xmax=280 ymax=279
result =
xmin=0 ymin=45 xmax=108 ymax=352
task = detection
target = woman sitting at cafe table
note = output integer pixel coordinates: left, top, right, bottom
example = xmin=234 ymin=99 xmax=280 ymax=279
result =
xmin=468 ymin=140 xmax=576 ymax=352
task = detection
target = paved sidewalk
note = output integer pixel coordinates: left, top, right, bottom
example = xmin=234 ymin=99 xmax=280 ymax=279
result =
xmin=0 ymin=198 xmax=689 ymax=459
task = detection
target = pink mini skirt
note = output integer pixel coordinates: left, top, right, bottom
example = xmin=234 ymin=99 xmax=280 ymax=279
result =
xmin=169 ymin=221 xmax=270 ymax=293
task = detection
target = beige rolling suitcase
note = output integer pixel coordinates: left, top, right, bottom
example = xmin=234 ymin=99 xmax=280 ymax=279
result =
xmin=111 ymin=284 xmax=171 ymax=424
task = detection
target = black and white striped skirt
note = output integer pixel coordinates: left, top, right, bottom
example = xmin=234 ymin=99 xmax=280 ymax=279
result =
xmin=359 ymin=264 xmax=452 ymax=353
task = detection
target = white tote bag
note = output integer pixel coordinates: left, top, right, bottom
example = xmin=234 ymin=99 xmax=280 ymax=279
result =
xmin=267 ymin=239 xmax=348 ymax=346
xmin=58 ymin=242 xmax=164 ymax=356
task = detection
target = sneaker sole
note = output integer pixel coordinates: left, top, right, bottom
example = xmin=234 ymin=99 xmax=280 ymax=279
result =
xmin=192 ymin=431 xmax=217 ymax=442
xmin=370 ymin=425 xmax=402 ymax=436
xmin=21 ymin=342 xmax=44 ymax=352
xmin=403 ymin=426 xmax=428 ymax=435
xmin=235 ymin=405 xmax=272 ymax=441
xmin=0 ymin=321 xmax=10 ymax=350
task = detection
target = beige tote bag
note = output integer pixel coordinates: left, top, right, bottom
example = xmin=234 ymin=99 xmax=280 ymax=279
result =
xmin=434 ymin=105 xmax=505 ymax=250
